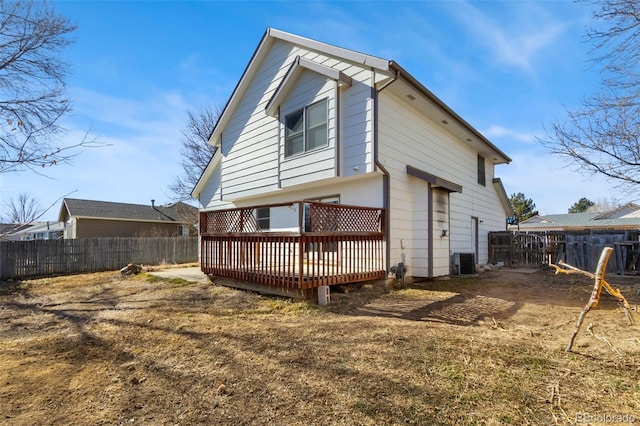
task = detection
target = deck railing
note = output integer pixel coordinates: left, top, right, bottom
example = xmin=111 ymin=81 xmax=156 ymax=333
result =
xmin=199 ymin=201 xmax=386 ymax=289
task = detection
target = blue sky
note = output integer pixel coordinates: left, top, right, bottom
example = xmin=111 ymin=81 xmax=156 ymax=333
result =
xmin=0 ymin=0 xmax=625 ymax=221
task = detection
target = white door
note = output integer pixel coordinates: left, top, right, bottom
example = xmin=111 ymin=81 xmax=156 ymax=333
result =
xmin=471 ymin=217 xmax=478 ymax=263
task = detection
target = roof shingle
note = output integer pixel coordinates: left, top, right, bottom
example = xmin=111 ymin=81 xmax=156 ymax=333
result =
xmin=59 ymin=198 xmax=197 ymax=223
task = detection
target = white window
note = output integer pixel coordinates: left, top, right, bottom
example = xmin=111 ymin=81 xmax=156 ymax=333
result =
xmin=256 ymin=207 xmax=270 ymax=230
xmin=477 ymin=154 xmax=486 ymax=186
xmin=285 ymin=99 xmax=328 ymax=157
xmin=177 ymin=225 xmax=189 ymax=237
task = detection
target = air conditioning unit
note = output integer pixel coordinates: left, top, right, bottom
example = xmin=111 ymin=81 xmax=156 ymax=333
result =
xmin=452 ymin=252 xmax=475 ymax=275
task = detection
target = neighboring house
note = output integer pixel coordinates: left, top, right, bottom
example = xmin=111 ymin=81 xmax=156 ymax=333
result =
xmin=58 ymin=198 xmax=198 ymax=239
xmin=0 ymin=223 xmax=26 ymax=241
xmin=5 ymin=221 xmax=64 ymax=241
xmin=192 ymin=28 xmax=512 ymax=294
xmin=514 ymin=204 xmax=640 ymax=232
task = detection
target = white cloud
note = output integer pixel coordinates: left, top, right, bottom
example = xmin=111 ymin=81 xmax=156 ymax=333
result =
xmin=68 ymin=86 xmax=187 ymax=145
xmin=0 ymin=87 xmax=193 ymax=218
xmin=446 ymin=1 xmax=567 ymax=75
xmin=483 ymin=125 xmax=538 ymax=144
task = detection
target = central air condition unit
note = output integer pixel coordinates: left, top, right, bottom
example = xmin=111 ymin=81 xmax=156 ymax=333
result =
xmin=452 ymin=252 xmax=475 ymax=275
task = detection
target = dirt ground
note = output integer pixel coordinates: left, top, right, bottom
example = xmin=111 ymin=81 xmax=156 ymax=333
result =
xmin=1 ymin=266 xmax=639 ymax=425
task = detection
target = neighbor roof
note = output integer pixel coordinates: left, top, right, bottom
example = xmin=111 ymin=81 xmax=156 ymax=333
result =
xmin=58 ymin=198 xmax=197 ymax=223
xmin=518 ymin=205 xmax=640 ymax=230
xmin=0 ymin=223 xmax=26 ymax=238
xmin=10 ymin=221 xmax=65 ymax=236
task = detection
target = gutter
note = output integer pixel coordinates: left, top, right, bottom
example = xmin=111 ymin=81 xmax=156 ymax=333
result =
xmin=373 ymin=67 xmax=399 ymax=276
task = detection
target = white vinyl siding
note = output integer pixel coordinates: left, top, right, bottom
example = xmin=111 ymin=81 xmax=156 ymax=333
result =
xmin=212 ymin=39 xmax=376 ymax=202
xmin=279 ymin=69 xmax=336 ymax=187
xmin=234 ymin=175 xmax=383 ymax=210
xmin=378 ymin=90 xmax=506 ymax=275
xmin=339 ymin=70 xmax=374 ymax=176
xmin=218 ymin=41 xmax=292 ymax=200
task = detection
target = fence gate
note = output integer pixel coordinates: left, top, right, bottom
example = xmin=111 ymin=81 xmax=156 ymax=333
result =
xmin=489 ymin=230 xmax=640 ymax=274
xmin=489 ymin=231 xmax=544 ymax=268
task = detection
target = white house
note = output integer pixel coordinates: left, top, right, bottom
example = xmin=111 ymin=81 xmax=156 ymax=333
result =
xmin=3 ymin=221 xmax=64 ymax=241
xmin=192 ymin=28 xmax=512 ymax=294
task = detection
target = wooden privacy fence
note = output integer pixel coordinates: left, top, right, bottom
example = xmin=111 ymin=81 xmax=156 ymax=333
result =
xmin=489 ymin=230 xmax=640 ymax=275
xmin=0 ymin=237 xmax=198 ymax=280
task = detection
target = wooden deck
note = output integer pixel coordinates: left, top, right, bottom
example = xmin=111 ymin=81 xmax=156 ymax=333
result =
xmin=200 ymin=202 xmax=386 ymax=291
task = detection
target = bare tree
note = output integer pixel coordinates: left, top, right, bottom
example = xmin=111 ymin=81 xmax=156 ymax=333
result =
xmin=0 ymin=1 xmax=97 ymax=173
xmin=3 ymin=193 xmax=42 ymax=224
xmin=542 ymin=0 xmax=640 ymax=195
xmin=589 ymin=196 xmax=622 ymax=212
xmin=169 ymin=103 xmax=222 ymax=201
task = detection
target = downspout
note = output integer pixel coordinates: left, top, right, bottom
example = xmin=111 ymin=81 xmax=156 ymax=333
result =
xmin=373 ymin=67 xmax=399 ymax=278
xmin=335 ymin=80 xmax=341 ymax=177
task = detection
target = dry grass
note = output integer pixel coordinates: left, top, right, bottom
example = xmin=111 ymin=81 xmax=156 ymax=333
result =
xmin=1 ymin=269 xmax=639 ymax=425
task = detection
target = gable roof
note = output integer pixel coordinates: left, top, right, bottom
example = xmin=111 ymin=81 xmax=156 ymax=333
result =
xmin=592 ymin=203 xmax=640 ymax=220
xmin=58 ymin=198 xmax=197 ymax=224
xmin=205 ymin=28 xmax=390 ymax=152
xmin=192 ymin=27 xmax=511 ymax=197
xmin=265 ymin=56 xmax=353 ymax=117
xmin=0 ymin=223 xmax=26 ymax=239
xmin=0 ymin=223 xmax=21 ymax=234
xmin=518 ymin=205 xmax=640 ymax=230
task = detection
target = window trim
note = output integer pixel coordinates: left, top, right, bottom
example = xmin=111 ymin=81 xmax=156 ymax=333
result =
xmin=284 ymin=98 xmax=328 ymax=158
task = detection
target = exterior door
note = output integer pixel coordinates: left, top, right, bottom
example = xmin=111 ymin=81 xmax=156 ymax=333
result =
xmin=471 ymin=217 xmax=478 ymax=263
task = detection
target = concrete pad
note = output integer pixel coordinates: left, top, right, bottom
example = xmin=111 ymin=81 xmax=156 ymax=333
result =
xmin=148 ymin=267 xmax=211 ymax=284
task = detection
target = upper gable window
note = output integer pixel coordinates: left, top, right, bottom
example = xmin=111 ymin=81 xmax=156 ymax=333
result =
xmin=477 ymin=154 xmax=486 ymax=186
xmin=285 ymin=99 xmax=328 ymax=157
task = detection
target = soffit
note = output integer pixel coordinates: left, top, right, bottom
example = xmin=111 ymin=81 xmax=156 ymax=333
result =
xmin=385 ymin=74 xmax=511 ymax=165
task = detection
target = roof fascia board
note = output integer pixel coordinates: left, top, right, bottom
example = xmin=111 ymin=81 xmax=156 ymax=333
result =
xmin=192 ymin=147 xmax=222 ymax=198
xmin=71 ymin=216 xmax=187 ymax=224
xmin=492 ymin=178 xmax=514 ymax=216
xmin=519 ymin=214 xmax=543 ymax=224
xmin=406 ymin=165 xmax=462 ymax=193
xmin=299 ymin=57 xmax=352 ymax=86
xmin=390 ymin=61 xmax=512 ymax=165
xmin=265 ymin=56 xmax=352 ymax=117
xmin=207 ymin=29 xmax=274 ymax=148
xmin=58 ymin=199 xmax=70 ymax=222
xmin=269 ymin=28 xmax=390 ymax=71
